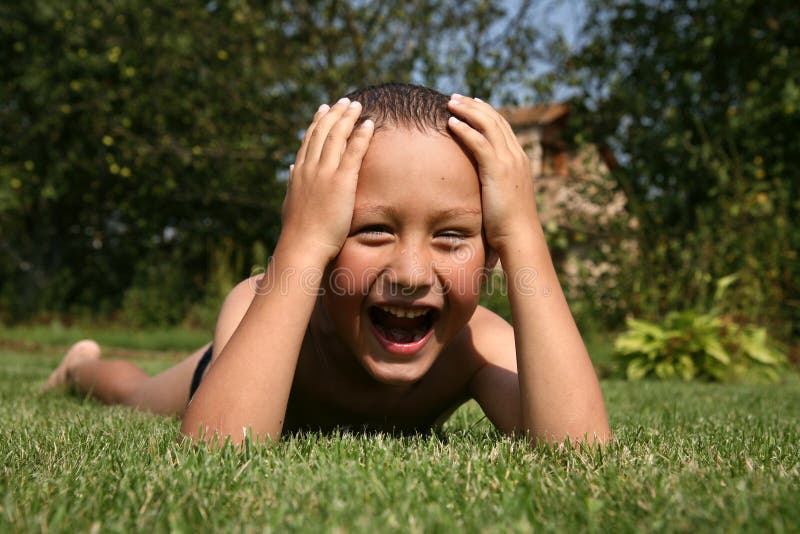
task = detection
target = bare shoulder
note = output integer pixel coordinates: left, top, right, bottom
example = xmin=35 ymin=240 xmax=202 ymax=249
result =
xmin=460 ymin=305 xmax=517 ymax=369
xmin=225 ymin=275 xmax=261 ymax=306
xmin=457 ymin=305 xmax=521 ymax=434
xmin=210 ymin=275 xmax=262 ymax=360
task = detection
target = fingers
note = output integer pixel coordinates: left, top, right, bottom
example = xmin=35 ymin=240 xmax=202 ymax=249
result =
xmin=303 ymin=97 xmax=359 ymax=166
xmin=461 ymin=95 xmax=518 ymax=143
xmin=317 ymin=100 xmax=364 ymax=171
xmin=447 ymin=94 xmax=524 ymax=159
xmin=338 ymin=119 xmax=375 ymax=176
xmin=295 ymin=104 xmax=330 ymax=165
xmin=447 ymin=94 xmax=508 ymax=151
xmin=447 ymin=115 xmax=495 ymax=162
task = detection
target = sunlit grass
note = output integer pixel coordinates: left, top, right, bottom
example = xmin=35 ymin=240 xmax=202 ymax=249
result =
xmin=2 ymin=344 xmax=799 ymax=531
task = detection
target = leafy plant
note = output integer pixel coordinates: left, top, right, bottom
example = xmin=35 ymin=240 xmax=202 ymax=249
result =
xmin=614 ymin=276 xmax=788 ymax=383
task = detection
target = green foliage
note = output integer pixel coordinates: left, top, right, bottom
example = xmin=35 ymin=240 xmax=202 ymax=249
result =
xmin=615 ymin=312 xmax=787 ymax=383
xmin=569 ymin=0 xmax=800 ymax=342
xmin=121 ymin=255 xmax=198 ymax=327
xmin=615 ymin=274 xmax=789 ymax=383
xmin=1 ymin=0 xmax=295 ymax=321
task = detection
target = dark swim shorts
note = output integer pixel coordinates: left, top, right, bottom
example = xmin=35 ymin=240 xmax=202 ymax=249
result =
xmin=189 ymin=344 xmax=213 ymax=399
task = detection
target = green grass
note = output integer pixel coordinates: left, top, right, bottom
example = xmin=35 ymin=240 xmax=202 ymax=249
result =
xmin=2 ymin=344 xmax=799 ymax=532
xmin=0 ymin=322 xmax=210 ymax=352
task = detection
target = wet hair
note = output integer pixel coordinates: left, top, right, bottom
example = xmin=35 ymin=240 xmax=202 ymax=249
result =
xmin=344 ymin=83 xmax=452 ymax=135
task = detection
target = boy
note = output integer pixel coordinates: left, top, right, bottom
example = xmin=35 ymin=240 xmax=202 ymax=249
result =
xmin=43 ymin=84 xmax=610 ymax=446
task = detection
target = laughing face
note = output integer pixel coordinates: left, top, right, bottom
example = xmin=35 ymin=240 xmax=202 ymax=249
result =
xmin=320 ymin=128 xmax=489 ymax=386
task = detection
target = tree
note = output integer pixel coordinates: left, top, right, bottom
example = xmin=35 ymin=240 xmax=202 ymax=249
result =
xmin=568 ymin=0 xmax=799 ymax=340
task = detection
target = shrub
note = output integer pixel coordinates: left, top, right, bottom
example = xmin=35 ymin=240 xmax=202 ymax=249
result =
xmin=121 ymin=256 xmax=196 ymax=327
xmin=614 ymin=309 xmax=788 ymax=383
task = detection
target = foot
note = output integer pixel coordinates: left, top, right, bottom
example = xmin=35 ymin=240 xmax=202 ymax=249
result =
xmin=41 ymin=339 xmax=101 ymax=393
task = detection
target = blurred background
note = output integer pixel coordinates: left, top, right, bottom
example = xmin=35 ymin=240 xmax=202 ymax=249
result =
xmin=1 ymin=0 xmax=797 ymax=372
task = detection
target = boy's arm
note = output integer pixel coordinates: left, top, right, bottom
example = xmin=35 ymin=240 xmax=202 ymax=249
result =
xmin=180 ymin=98 xmax=374 ymax=445
xmin=448 ymin=95 xmax=610 ymax=445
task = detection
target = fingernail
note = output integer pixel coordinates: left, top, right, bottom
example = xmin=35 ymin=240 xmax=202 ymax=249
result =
xmin=451 ymin=93 xmax=463 ymax=99
xmin=317 ymin=104 xmax=329 ymax=113
xmin=337 ymin=97 xmax=350 ymax=105
xmin=449 ymin=98 xmax=460 ymax=105
xmin=361 ymin=119 xmax=374 ymax=129
xmin=448 ymin=116 xmax=460 ymax=124
xmin=349 ymin=100 xmax=361 ymax=108
xmin=290 ymin=164 xmax=295 ymax=171
xmin=475 ymin=97 xmax=484 ymax=103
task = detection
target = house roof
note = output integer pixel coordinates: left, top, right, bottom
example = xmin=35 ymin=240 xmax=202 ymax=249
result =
xmin=499 ymin=103 xmax=569 ymax=127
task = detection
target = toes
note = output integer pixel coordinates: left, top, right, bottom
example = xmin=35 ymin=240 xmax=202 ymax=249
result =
xmin=40 ymin=339 xmax=101 ymax=393
xmin=69 ymin=339 xmax=101 ymax=358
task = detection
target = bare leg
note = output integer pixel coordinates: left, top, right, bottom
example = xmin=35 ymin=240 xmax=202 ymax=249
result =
xmin=42 ymin=339 xmax=211 ymax=417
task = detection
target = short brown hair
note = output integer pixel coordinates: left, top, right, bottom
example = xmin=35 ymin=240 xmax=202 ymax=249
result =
xmin=345 ymin=83 xmax=451 ymax=135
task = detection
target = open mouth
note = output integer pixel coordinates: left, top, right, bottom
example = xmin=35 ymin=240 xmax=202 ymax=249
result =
xmin=368 ymin=304 xmax=437 ymax=349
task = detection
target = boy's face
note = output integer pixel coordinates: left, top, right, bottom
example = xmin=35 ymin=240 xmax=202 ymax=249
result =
xmin=321 ymin=127 xmax=488 ymax=386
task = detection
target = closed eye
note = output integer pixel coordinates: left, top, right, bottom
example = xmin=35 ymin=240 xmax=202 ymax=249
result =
xmin=353 ymin=224 xmax=394 ymax=243
xmin=358 ymin=225 xmax=391 ymax=236
xmin=436 ymin=229 xmax=477 ymax=242
xmin=433 ymin=231 xmax=474 ymax=252
xmin=438 ymin=231 xmax=466 ymax=239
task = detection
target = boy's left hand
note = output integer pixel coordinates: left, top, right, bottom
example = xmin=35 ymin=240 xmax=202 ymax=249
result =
xmin=446 ymin=95 xmax=539 ymax=256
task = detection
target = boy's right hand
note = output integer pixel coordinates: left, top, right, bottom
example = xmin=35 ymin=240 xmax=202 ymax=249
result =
xmin=279 ymin=98 xmax=374 ymax=264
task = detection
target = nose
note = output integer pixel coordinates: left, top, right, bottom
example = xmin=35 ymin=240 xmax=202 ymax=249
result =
xmin=384 ymin=241 xmax=436 ymax=296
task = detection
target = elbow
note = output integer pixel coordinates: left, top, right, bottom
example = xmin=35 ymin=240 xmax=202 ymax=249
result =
xmin=521 ymin=413 xmax=612 ymax=448
xmin=526 ymin=428 xmax=612 ymax=448
xmin=559 ymin=414 xmax=612 ymax=447
xmin=178 ymin=409 xmax=232 ymax=448
xmin=179 ymin=416 xmax=281 ymax=449
xmin=178 ymin=417 xmax=217 ymax=447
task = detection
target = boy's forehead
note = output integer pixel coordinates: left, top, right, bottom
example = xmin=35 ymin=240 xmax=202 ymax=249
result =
xmin=360 ymin=128 xmax=478 ymax=182
xmin=366 ymin=126 xmax=461 ymax=151
xmin=355 ymin=128 xmax=481 ymax=213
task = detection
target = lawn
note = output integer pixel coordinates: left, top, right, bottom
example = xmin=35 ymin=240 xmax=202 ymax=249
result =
xmin=1 ymin=331 xmax=798 ymax=532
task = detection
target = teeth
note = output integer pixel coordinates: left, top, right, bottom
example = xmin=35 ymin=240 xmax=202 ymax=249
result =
xmin=378 ymin=305 xmax=429 ymax=319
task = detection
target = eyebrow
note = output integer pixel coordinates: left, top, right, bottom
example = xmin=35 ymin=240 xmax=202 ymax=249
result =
xmin=354 ymin=204 xmax=481 ymax=219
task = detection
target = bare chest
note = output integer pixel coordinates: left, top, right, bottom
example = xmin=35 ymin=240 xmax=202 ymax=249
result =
xmin=282 ymin=342 xmax=478 ymax=434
